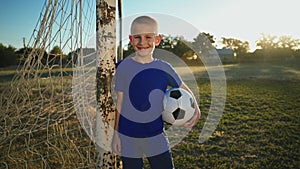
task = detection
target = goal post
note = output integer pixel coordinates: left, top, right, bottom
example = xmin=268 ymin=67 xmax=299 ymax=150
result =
xmin=95 ymin=0 xmax=119 ymax=168
xmin=0 ymin=0 xmax=123 ymax=168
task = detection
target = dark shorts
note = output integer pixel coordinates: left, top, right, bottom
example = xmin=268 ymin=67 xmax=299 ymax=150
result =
xmin=120 ymin=133 xmax=174 ymax=169
xmin=121 ymin=150 xmax=174 ymax=169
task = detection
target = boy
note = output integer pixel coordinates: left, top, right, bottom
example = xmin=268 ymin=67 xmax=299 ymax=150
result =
xmin=112 ymin=15 xmax=200 ymax=169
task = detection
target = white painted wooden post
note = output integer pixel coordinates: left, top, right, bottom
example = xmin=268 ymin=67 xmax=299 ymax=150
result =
xmin=95 ymin=0 xmax=120 ymax=168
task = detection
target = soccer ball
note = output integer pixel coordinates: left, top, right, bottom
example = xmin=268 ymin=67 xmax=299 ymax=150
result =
xmin=162 ymin=88 xmax=195 ymax=126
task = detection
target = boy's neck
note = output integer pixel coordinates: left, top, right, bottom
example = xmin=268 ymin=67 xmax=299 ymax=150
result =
xmin=132 ymin=55 xmax=154 ymax=64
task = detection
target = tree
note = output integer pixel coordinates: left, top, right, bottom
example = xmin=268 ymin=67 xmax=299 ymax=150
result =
xmin=123 ymin=41 xmax=134 ymax=58
xmin=157 ymin=35 xmax=177 ymax=51
xmin=157 ymin=35 xmax=193 ymax=58
xmin=50 ymin=45 xmax=63 ymax=55
xmin=0 ymin=43 xmax=18 ymax=67
xmin=256 ymin=34 xmax=300 ymax=51
xmin=49 ymin=45 xmax=67 ymax=65
xmin=171 ymin=36 xmax=192 ymax=58
xmin=15 ymin=47 xmax=33 ymax=63
xmin=16 ymin=47 xmax=49 ymax=65
xmin=192 ymin=32 xmax=215 ymax=55
xmin=256 ymin=33 xmax=278 ymax=50
xmin=221 ymin=37 xmax=250 ymax=56
xmin=277 ymin=35 xmax=300 ymax=50
xmin=255 ymin=34 xmax=300 ymax=62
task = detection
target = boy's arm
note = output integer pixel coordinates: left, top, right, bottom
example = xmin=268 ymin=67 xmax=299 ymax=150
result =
xmin=112 ymin=91 xmax=123 ymax=154
xmin=114 ymin=91 xmax=123 ymax=131
xmin=179 ymin=83 xmax=201 ymax=128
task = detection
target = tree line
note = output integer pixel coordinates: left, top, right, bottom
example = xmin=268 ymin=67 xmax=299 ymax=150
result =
xmin=245 ymin=34 xmax=300 ymax=63
xmin=1 ymin=33 xmax=300 ymax=67
xmin=0 ymin=44 xmax=71 ymax=67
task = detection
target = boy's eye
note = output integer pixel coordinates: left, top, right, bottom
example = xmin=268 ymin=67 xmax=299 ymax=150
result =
xmin=132 ymin=35 xmax=155 ymax=41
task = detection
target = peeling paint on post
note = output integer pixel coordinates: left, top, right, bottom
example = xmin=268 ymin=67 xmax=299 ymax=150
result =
xmin=95 ymin=0 xmax=119 ymax=168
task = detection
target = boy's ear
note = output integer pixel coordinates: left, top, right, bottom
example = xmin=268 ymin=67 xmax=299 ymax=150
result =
xmin=155 ymin=34 xmax=162 ymax=46
xmin=129 ymin=35 xmax=133 ymax=43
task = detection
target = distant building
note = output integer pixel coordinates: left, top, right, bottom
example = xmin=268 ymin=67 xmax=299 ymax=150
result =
xmin=69 ymin=48 xmax=96 ymax=65
xmin=208 ymin=49 xmax=235 ymax=63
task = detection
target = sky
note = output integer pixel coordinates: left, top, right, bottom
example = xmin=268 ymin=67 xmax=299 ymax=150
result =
xmin=0 ymin=0 xmax=299 ymax=51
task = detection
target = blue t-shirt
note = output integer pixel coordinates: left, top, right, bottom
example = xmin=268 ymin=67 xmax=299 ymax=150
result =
xmin=115 ymin=57 xmax=183 ymax=138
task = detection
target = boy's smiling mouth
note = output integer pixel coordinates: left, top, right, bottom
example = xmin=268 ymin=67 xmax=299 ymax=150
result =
xmin=137 ymin=47 xmax=150 ymax=50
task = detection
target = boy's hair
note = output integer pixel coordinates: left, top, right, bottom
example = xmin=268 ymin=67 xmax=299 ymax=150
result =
xmin=130 ymin=16 xmax=158 ymax=35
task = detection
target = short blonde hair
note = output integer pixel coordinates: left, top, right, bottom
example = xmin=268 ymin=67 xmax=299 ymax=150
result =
xmin=130 ymin=16 xmax=158 ymax=35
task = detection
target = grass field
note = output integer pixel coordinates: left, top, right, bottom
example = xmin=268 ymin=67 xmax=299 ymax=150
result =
xmin=0 ymin=61 xmax=299 ymax=168
xmin=172 ymin=79 xmax=299 ymax=169
xmin=159 ymin=61 xmax=300 ymax=168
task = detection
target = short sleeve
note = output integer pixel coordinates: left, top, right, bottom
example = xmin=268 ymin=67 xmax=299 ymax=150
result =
xmin=164 ymin=62 xmax=183 ymax=88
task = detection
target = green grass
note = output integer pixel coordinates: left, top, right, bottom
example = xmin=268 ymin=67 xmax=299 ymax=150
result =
xmin=141 ymin=62 xmax=300 ymax=169
xmin=1 ymin=62 xmax=300 ymax=168
xmin=170 ymin=79 xmax=299 ymax=169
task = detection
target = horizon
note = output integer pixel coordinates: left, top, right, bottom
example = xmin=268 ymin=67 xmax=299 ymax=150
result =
xmin=0 ymin=0 xmax=299 ymax=52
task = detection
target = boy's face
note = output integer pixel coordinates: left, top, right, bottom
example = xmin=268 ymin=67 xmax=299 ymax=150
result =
xmin=129 ymin=23 xmax=162 ymax=57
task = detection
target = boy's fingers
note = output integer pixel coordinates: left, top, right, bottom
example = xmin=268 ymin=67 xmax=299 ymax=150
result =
xmin=184 ymin=117 xmax=195 ymax=128
xmin=113 ymin=144 xmax=121 ymax=155
xmin=184 ymin=111 xmax=200 ymax=128
xmin=117 ymin=144 xmax=121 ymax=154
xmin=183 ymin=122 xmax=192 ymax=128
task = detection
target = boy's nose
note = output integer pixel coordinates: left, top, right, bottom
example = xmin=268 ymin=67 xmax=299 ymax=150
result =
xmin=138 ymin=37 xmax=147 ymax=45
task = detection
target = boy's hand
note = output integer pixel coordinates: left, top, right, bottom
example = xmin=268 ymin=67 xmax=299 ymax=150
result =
xmin=179 ymin=83 xmax=201 ymax=128
xmin=184 ymin=107 xmax=201 ymax=128
xmin=112 ymin=132 xmax=121 ymax=155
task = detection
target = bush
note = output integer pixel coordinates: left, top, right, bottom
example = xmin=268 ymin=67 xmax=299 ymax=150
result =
xmin=0 ymin=43 xmax=18 ymax=67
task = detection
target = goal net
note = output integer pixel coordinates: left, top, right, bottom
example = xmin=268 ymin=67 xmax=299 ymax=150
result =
xmin=0 ymin=0 xmax=116 ymax=168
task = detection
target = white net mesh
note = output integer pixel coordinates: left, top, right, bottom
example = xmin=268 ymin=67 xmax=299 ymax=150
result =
xmin=0 ymin=0 xmax=109 ymax=168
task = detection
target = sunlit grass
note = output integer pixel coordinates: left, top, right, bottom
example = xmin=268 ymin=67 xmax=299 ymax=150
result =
xmin=170 ymin=79 xmax=300 ymax=169
xmin=0 ymin=62 xmax=299 ymax=168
